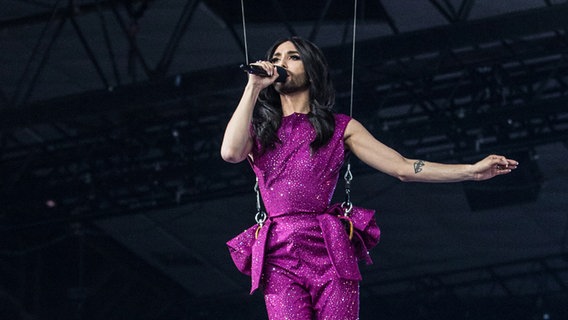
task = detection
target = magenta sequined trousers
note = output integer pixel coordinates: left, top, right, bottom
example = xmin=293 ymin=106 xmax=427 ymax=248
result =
xmin=262 ymin=213 xmax=359 ymax=320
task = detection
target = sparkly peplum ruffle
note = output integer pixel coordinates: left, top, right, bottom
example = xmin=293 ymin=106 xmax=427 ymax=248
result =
xmin=227 ymin=113 xmax=380 ymax=294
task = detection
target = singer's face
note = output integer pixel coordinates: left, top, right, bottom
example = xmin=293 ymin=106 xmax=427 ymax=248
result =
xmin=270 ymin=41 xmax=309 ymax=94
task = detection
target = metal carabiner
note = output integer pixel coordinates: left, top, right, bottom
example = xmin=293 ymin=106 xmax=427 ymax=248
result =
xmin=254 ymin=177 xmax=266 ymax=239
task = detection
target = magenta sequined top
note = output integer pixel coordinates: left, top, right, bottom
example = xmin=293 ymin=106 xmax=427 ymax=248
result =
xmin=250 ymin=113 xmax=351 ymax=217
xmin=227 ymin=112 xmax=379 ymax=294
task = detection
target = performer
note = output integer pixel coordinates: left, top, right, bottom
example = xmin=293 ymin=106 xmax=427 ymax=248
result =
xmin=221 ymin=36 xmax=518 ymax=319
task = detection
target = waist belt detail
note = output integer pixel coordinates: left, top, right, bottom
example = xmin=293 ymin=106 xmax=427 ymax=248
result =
xmin=226 ymin=203 xmax=380 ymax=294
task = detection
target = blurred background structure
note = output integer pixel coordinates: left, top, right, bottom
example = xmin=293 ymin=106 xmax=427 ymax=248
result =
xmin=1 ymin=0 xmax=568 ymax=319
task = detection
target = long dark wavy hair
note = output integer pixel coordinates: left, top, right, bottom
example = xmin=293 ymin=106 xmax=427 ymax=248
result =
xmin=253 ymin=36 xmax=336 ymax=152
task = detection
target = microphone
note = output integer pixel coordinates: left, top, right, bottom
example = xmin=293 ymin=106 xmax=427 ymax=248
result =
xmin=240 ymin=64 xmax=287 ymax=83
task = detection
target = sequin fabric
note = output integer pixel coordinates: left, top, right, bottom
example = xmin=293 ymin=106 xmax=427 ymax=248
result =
xmin=262 ymin=213 xmax=360 ymax=319
xmin=249 ymin=113 xmax=361 ymax=319
xmin=250 ymin=113 xmax=348 ymax=217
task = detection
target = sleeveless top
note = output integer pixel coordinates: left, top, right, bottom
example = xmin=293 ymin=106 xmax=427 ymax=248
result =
xmin=250 ymin=112 xmax=351 ymax=216
xmin=227 ymin=112 xmax=379 ymax=294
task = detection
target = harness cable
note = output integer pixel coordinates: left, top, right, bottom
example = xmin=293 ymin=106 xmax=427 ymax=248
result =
xmin=238 ymin=0 xmax=359 ymax=238
xmin=341 ymin=0 xmax=358 ymax=239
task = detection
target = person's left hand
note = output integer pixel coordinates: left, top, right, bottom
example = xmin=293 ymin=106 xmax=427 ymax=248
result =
xmin=472 ymin=154 xmax=519 ymax=181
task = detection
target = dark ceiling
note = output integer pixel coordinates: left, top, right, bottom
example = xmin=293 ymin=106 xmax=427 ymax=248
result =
xmin=1 ymin=0 xmax=568 ymax=319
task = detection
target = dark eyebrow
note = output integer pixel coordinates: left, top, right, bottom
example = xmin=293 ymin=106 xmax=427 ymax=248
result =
xmin=272 ymin=50 xmax=300 ymax=57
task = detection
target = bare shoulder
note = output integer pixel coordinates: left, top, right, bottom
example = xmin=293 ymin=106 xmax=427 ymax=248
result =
xmin=344 ymin=117 xmax=367 ymax=141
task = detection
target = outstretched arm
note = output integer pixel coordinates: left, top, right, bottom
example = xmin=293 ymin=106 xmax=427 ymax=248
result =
xmin=220 ymin=62 xmax=280 ymax=163
xmin=344 ymin=119 xmax=518 ymax=182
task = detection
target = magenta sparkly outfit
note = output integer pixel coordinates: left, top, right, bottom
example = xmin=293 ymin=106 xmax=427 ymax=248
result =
xmin=227 ymin=113 xmax=380 ymax=319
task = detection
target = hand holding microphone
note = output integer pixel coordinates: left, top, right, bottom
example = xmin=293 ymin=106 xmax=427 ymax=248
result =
xmin=240 ymin=63 xmax=287 ymax=83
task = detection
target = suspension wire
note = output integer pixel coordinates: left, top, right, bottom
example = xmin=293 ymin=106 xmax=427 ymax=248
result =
xmin=239 ymin=0 xmax=359 ymax=217
xmin=240 ymin=0 xmax=249 ymax=64
xmin=343 ymin=0 xmax=358 ymax=215
xmin=241 ymin=0 xmax=266 ymax=231
xmin=349 ymin=0 xmax=358 ymax=118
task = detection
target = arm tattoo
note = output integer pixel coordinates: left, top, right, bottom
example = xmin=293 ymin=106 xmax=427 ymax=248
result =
xmin=413 ymin=160 xmax=425 ymax=174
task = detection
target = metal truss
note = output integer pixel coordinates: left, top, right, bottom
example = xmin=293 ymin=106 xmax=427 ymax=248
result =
xmin=0 ymin=0 xmax=202 ymax=108
xmin=2 ymin=1 xmax=568 ymax=227
xmin=2 ymin=1 xmax=568 ymax=319
xmin=330 ymin=3 xmax=568 ymax=163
